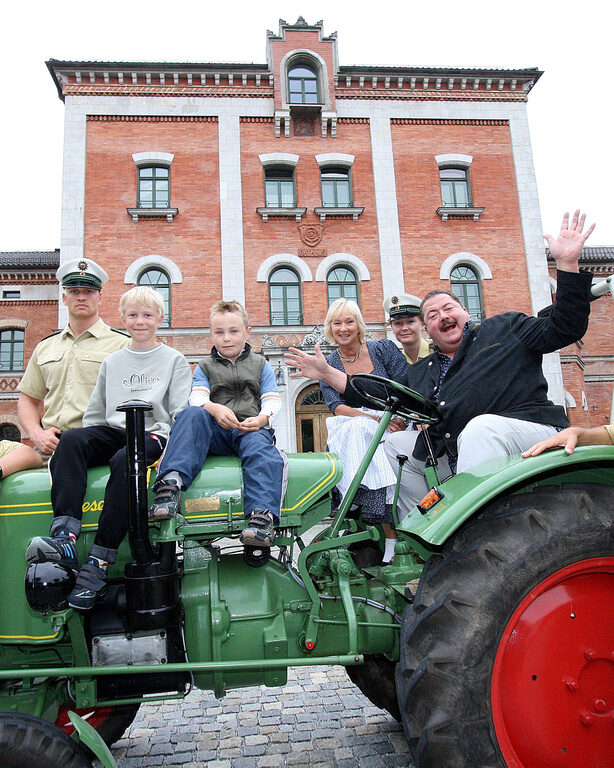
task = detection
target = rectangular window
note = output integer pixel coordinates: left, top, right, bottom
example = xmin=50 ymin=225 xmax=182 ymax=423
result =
xmin=321 ymin=168 xmax=352 ymax=208
xmin=440 ymin=167 xmax=471 ymax=208
xmin=0 ymin=329 xmax=25 ymax=371
xmin=264 ymin=167 xmax=296 ymax=208
xmin=2 ymin=291 xmax=20 ymax=299
xmin=138 ymin=166 xmax=170 ymax=209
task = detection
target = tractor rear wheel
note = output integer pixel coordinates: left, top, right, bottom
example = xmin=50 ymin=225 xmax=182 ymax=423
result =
xmin=396 ymin=483 xmax=614 ymax=768
xmin=0 ymin=712 xmax=91 ymax=768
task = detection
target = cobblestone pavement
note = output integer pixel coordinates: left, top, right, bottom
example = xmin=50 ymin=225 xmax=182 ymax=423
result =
xmin=112 ymin=665 xmax=414 ymax=767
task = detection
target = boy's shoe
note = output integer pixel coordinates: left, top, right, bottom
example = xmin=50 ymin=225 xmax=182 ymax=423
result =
xmin=149 ymin=477 xmax=181 ymax=520
xmin=68 ymin=560 xmax=108 ymax=611
xmin=26 ymin=534 xmax=78 ymax=571
xmin=240 ymin=509 xmax=275 ymax=548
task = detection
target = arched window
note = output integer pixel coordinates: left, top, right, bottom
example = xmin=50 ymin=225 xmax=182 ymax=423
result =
xmin=269 ymin=268 xmax=302 ymax=326
xmin=138 ymin=269 xmax=171 ymax=327
xmin=439 ymin=167 xmax=471 ymax=208
xmin=264 ymin=166 xmax=296 ymax=208
xmin=327 ymin=267 xmax=359 ymax=305
xmin=288 ymin=65 xmax=319 ymax=104
xmin=450 ymin=265 xmax=484 ymax=321
xmin=321 ymin=167 xmax=352 ymax=208
xmin=138 ymin=165 xmax=170 ymax=209
xmin=0 ymin=329 xmax=24 ymax=371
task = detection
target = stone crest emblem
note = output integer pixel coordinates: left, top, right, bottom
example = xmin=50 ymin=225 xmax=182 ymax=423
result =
xmin=298 ymin=224 xmax=324 ymax=248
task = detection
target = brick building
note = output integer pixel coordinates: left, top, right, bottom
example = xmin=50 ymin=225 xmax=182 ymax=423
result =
xmin=0 ymin=251 xmax=59 ymax=440
xmin=1 ymin=18 xmax=612 ymax=449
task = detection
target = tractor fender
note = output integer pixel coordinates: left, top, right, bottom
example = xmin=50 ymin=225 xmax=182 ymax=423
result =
xmin=397 ymin=444 xmax=614 ymax=547
xmin=68 ymin=710 xmax=117 ymax=768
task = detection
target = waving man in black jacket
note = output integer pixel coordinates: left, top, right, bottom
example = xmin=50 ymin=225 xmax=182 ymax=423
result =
xmin=285 ymin=210 xmax=595 ymax=518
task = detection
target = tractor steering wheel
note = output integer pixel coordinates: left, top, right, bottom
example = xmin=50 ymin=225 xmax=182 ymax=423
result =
xmin=350 ymin=373 xmax=441 ymax=426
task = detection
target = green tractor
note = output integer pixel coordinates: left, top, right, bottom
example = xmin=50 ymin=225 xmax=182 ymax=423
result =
xmin=1 ymin=280 xmax=613 ymax=768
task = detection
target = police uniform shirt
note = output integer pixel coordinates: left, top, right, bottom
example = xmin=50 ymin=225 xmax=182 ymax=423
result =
xmin=0 ymin=440 xmax=20 ymax=459
xmin=17 ymin=318 xmax=129 ymax=432
xmin=401 ymin=337 xmax=432 ymax=365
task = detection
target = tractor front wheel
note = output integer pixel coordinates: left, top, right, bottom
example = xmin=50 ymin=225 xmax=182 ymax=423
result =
xmin=0 ymin=712 xmax=91 ymax=768
xmin=396 ymin=484 xmax=614 ymax=768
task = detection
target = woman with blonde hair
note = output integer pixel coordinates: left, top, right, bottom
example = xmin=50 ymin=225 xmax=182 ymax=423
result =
xmin=319 ymin=298 xmax=408 ymax=563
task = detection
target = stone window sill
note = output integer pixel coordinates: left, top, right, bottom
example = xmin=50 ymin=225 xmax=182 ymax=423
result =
xmin=127 ymin=207 xmax=178 ymax=223
xmin=256 ymin=207 xmax=307 ymax=223
xmin=436 ymin=205 xmax=484 ymax=222
xmin=313 ymin=206 xmax=364 ymax=222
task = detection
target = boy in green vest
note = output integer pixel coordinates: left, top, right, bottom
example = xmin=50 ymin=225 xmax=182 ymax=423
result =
xmin=149 ymin=300 xmax=285 ymax=547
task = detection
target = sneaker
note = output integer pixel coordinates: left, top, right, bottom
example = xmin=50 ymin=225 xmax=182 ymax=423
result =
xmin=68 ymin=560 xmax=108 ymax=611
xmin=240 ymin=509 xmax=275 ymax=548
xmin=26 ymin=533 xmax=78 ymax=571
xmin=149 ymin=477 xmax=181 ymax=520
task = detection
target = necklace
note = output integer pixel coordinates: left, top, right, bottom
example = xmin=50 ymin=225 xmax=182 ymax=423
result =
xmin=338 ymin=343 xmax=363 ymax=363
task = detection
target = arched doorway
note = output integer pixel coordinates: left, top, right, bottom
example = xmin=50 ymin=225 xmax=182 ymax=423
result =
xmin=295 ymin=384 xmax=330 ymax=453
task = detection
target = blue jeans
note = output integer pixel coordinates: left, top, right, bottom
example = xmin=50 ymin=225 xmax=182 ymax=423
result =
xmin=158 ymin=406 xmax=285 ymax=523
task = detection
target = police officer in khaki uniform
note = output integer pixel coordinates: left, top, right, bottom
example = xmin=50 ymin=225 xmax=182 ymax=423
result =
xmin=17 ymin=259 xmax=129 ymax=455
xmin=383 ymin=292 xmax=431 ymax=364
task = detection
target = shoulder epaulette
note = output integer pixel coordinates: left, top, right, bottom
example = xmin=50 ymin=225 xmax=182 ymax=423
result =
xmin=39 ymin=329 xmax=62 ymax=342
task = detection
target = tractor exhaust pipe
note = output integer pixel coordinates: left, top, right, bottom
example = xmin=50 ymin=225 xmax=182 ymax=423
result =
xmin=117 ymin=399 xmax=156 ymax=566
xmin=117 ymin=400 xmax=179 ymax=631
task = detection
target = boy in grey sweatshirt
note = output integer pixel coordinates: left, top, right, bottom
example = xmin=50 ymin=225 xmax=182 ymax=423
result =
xmin=26 ymin=286 xmax=192 ymax=610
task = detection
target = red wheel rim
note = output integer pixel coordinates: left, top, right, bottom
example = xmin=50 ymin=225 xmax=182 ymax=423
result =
xmin=492 ymin=557 xmax=614 ymax=768
xmin=55 ymin=705 xmax=114 ymax=735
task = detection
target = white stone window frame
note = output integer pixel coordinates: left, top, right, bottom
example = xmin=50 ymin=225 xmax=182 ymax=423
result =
xmin=0 ymin=318 xmax=28 ymax=332
xmin=256 ymin=254 xmax=313 ymax=284
xmin=128 ymin=151 xmax=178 ymax=222
xmin=439 ymin=252 xmax=493 ymax=282
xmin=315 ymin=253 xmax=371 ymax=283
xmin=280 ymin=51 xmax=332 ymax=112
xmin=435 ymin=153 xmax=473 ymax=170
xmin=124 ymin=255 xmax=183 ymax=285
xmin=435 ymin=153 xmax=484 ymax=221
xmin=257 ymin=153 xmax=306 ymax=222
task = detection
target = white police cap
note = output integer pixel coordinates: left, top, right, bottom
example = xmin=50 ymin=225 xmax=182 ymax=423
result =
xmin=56 ymin=259 xmax=109 ymax=290
xmin=382 ymin=292 xmax=422 ymax=320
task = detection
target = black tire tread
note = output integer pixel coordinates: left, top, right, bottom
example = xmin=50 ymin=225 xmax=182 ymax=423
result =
xmin=0 ymin=712 xmax=91 ymax=768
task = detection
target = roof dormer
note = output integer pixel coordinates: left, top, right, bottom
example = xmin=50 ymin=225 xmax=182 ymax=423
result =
xmin=267 ymin=18 xmax=338 ymax=138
